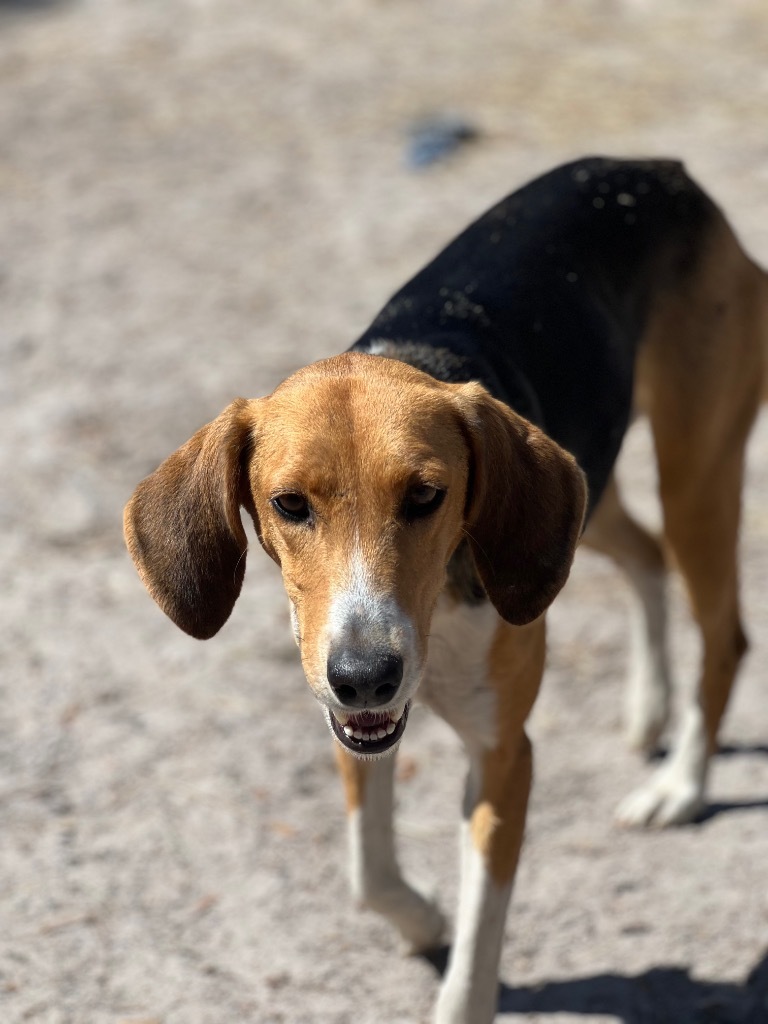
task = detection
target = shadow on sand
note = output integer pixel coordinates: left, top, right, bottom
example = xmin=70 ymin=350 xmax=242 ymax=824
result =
xmin=421 ymin=949 xmax=768 ymax=1022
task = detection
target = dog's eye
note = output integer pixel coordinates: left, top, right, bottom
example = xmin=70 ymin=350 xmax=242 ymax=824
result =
xmin=403 ymin=484 xmax=445 ymax=521
xmin=272 ymin=492 xmax=311 ymax=522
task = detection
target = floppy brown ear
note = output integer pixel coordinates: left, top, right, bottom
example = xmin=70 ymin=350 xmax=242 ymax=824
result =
xmin=454 ymin=382 xmax=587 ymax=626
xmin=123 ymin=398 xmax=260 ymax=640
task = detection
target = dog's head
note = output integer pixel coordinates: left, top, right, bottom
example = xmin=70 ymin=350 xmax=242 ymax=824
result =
xmin=124 ymin=352 xmax=586 ymax=757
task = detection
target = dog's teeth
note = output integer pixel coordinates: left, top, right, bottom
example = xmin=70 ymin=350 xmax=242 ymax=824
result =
xmin=335 ymin=706 xmax=407 ymax=746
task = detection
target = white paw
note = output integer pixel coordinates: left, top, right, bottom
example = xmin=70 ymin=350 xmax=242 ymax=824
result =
xmin=615 ymin=768 xmax=704 ymax=828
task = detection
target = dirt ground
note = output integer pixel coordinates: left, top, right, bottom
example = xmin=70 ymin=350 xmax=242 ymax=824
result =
xmin=2 ymin=1 xmax=767 ymax=1022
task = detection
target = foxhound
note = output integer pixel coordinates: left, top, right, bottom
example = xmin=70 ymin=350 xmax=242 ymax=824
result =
xmin=124 ymin=157 xmax=767 ymax=1023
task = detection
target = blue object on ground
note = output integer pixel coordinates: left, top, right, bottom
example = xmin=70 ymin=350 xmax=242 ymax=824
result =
xmin=405 ymin=116 xmax=479 ymax=170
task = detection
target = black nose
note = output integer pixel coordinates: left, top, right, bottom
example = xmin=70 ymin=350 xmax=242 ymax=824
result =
xmin=327 ymin=648 xmax=404 ymax=708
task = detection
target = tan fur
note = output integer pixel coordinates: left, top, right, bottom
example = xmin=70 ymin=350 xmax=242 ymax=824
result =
xmin=579 ymin=212 xmax=768 ymax=827
xmin=470 ymin=617 xmax=545 ymax=886
xmin=125 ymin=352 xmax=586 ymax=715
xmin=334 ymin=745 xmax=369 ymax=812
xmin=597 ymin=216 xmax=766 ymax=757
xmin=636 ymin=220 xmax=764 ymax=743
xmin=252 ymin=356 xmax=474 ymax=698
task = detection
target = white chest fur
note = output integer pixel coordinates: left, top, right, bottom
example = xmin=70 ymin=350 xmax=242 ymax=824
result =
xmin=418 ymin=595 xmax=500 ymax=752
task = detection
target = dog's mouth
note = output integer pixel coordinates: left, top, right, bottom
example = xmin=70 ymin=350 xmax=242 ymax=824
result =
xmin=326 ymin=703 xmax=410 ymax=758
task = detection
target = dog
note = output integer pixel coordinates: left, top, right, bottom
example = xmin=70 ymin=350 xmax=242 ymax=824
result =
xmin=124 ymin=157 xmax=767 ymax=1023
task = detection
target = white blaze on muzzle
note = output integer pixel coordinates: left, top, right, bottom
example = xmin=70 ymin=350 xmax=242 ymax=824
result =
xmin=320 ymin=553 xmax=420 ymax=758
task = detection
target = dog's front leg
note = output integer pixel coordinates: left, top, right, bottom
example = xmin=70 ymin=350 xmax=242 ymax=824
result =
xmin=434 ymin=735 xmax=532 ymax=1024
xmin=435 ymin=617 xmax=545 ymax=1024
xmin=335 ymin=747 xmax=446 ymax=953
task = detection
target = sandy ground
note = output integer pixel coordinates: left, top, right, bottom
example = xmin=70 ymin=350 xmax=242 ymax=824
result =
xmin=2 ymin=1 xmax=768 ymax=1022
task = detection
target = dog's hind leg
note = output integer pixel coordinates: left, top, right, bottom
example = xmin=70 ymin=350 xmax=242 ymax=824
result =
xmin=616 ymin=432 xmax=752 ymax=826
xmin=335 ymin=747 xmax=446 ymax=953
xmin=582 ymin=475 xmax=672 ymax=754
xmin=616 ymin=222 xmax=765 ymax=826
